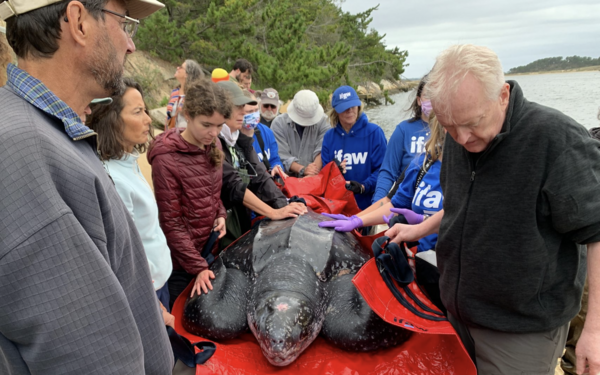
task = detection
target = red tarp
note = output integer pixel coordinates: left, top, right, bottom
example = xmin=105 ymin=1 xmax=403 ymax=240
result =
xmin=281 ymin=162 xmax=361 ymax=216
xmin=169 ymin=163 xmax=476 ymax=374
xmin=172 ymin=277 xmax=475 ymax=375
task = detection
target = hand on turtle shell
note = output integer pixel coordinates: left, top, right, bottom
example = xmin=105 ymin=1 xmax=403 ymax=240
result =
xmin=389 ymin=208 xmax=424 ymax=224
xmin=213 ymin=217 xmax=226 ymax=239
xmin=321 ymin=213 xmax=350 ymax=220
xmin=318 ymin=215 xmax=363 ymax=232
xmin=269 ymin=202 xmax=307 ymax=220
xmin=192 ymin=269 xmax=215 ymax=297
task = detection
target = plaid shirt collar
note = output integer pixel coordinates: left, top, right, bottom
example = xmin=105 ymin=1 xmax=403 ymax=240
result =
xmin=6 ymin=64 xmax=95 ymax=141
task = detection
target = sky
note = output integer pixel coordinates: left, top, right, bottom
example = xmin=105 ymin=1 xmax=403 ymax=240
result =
xmin=339 ymin=0 xmax=600 ymax=78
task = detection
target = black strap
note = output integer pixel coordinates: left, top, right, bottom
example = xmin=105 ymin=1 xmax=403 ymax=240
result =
xmin=372 ymin=237 xmax=447 ymax=322
xmin=254 ymin=128 xmax=271 ymax=171
xmin=414 ymin=158 xmax=434 ymax=190
xmin=167 ymin=326 xmax=217 ymax=368
xmin=201 ymin=230 xmax=221 ymax=266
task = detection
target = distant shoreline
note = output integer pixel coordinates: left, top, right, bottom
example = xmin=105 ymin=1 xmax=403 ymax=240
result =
xmin=506 ymin=65 xmax=600 ymax=76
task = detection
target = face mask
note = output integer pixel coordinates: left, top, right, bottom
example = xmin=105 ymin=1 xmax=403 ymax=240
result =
xmin=421 ymin=99 xmax=433 ymax=117
xmin=243 ymin=111 xmax=261 ymax=130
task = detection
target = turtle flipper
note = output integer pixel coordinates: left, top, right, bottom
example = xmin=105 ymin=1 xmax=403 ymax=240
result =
xmin=182 ymin=256 xmax=249 ymax=340
xmin=321 ymin=273 xmax=412 ymax=351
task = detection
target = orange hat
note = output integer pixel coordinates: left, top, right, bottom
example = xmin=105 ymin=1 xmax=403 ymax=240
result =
xmin=211 ymin=68 xmax=229 ymax=83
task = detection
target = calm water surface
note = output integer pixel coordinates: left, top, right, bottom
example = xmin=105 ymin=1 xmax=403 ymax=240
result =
xmin=366 ymin=70 xmax=600 ymax=139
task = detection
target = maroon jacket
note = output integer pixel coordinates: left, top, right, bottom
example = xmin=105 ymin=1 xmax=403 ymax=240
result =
xmin=148 ymin=129 xmax=226 ymax=275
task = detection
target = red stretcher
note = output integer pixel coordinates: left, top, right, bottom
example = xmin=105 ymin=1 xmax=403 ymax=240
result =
xmin=170 ymin=163 xmax=476 ymax=374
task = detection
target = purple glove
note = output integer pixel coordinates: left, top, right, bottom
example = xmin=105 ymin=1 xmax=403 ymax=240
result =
xmin=383 ymin=213 xmax=394 ymax=224
xmin=389 ymin=208 xmax=424 ymax=224
xmin=321 ymin=213 xmax=350 ymax=220
xmin=319 ymin=215 xmax=363 ymax=232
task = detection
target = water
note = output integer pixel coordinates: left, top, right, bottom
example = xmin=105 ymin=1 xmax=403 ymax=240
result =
xmin=366 ymin=70 xmax=600 ymax=138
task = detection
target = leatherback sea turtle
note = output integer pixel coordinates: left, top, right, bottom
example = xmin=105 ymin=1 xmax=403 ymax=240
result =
xmin=182 ymin=211 xmax=412 ymax=366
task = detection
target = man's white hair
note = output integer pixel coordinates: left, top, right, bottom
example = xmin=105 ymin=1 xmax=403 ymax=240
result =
xmin=426 ymin=44 xmax=505 ymax=118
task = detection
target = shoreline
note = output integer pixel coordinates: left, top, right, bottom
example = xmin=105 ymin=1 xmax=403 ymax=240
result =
xmin=506 ymin=66 xmax=600 ymax=77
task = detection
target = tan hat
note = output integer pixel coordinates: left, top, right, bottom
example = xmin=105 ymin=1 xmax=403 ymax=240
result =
xmin=286 ymin=90 xmax=324 ymax=127
xmin=0 ymin=0 xmax=165 ymax=21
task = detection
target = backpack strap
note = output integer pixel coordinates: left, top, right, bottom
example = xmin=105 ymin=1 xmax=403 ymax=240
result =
xmin=414 ymin=157 xmax=434 ymax=190
xmin=254 ymin=127 xmax=271 ymax=171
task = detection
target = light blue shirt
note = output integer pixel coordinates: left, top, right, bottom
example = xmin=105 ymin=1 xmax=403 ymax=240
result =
xmin=104 ymin=152 xmax=172 ymax=289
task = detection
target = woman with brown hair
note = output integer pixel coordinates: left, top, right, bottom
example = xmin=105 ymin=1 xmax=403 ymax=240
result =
xmin=86 ymin=78 xmax=174 ymax=325
xmin=148 ymin=79 xmax=231 ymax=308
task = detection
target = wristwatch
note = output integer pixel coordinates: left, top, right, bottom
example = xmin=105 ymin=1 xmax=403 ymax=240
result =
xmin=299 ymin=167 xmax=306 ymax=178
xmin=422 ymin=214 xmax=430 ymax=221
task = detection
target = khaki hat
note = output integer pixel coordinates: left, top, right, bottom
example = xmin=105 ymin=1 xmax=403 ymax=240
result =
xmin=260 ymin=88 xmax=279 ymax=107
xmin=217 ymin=81 xmax=258 ymax=106
xmin=0 ymin=0 xmax=165 ymax=21
xmin=90 ymin=98 xmax=113 ymax=105
xmin=286 ymin=90 xmax=324 ymax=127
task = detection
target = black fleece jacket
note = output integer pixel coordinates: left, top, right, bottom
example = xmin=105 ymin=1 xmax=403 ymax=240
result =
xmin=437 ymin=81 xmax=600 ymax=332
xmin=219 ymin=133 xmax=287 ymax=216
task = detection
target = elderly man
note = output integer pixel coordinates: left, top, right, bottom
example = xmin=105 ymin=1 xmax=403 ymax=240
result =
xmin=0 ymin=1 xmax=173 ymax=374
xmin=259 ymin=88 xmax=280 ymax=128
xmin=386 ymin=44 xmax=600 ymax=375
xmin=271 ymin=89 xmax=330 ymax=177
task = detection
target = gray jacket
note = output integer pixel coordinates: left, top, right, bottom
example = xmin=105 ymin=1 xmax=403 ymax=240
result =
xmin=0 ymin=87 xmax=173 ymax=374
xmin=271 ymin=113 xmax=330 ymax=172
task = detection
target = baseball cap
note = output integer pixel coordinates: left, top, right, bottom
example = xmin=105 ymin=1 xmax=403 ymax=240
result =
xmin=211 ymin=68 xmax=229 ymax=83
xmin=217 ymin=81 xmax=257 ymax=106
xmin=90 ymin=98 xmax=113 ymax=105
xmin=331 ymin=85 xmax=362 ymax=114
xmin=286 ymin=90 xmax=324 ymax=127
xmin=0 ymin=0 xmax=165 ymax=21
xmin=260 ymin=88 xmax=279 ymax=107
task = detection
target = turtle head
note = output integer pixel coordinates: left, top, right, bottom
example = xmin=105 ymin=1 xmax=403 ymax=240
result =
xmin=249 ymin=293 xmax=322 ymax=366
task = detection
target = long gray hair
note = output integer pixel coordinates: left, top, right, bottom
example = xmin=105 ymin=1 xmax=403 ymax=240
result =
xmin=183 ymin=59 xmax=204 ymax=90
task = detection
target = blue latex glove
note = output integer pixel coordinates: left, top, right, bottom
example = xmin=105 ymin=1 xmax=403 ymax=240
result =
xmin=389 ymin=208 xmax=424 ymax=224
xmin=319 ymin=216 xmax=363 ymax=232
xmin=321 ymin=213 xmax=350 ymax=220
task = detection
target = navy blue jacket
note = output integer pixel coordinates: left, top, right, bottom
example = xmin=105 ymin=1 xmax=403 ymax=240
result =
xmin=321 ymin=113 xmax=387 ymax=209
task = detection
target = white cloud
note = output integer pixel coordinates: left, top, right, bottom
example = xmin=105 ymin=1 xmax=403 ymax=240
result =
xmin=339 ymin=0 xmax=600 ymax=77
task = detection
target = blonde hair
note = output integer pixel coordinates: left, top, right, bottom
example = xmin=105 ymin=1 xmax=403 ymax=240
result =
xmin=327 ymin=103 xmax=364 ymax=128
xmin=426 ymin=44 xmax=505 ymax=119
xmin=423 ymin=112 xmax=445 ymax=164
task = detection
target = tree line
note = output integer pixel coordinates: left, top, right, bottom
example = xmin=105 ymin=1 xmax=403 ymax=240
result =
xmin=135 ymin=0 xmax=408 ymax=103
xmin=507 ymin=56 xmax=600 ymax=74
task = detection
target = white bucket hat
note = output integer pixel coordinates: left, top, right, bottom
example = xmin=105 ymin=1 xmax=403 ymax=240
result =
xmin=0 ymin=0 xmax=164 ymax=21
xmin=287 ymin=90 xmax=325 ymax=127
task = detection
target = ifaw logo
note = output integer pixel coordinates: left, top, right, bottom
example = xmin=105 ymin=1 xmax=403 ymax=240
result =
xmin=339 ymin=92 xmax=352 ymax=100
xmin=257 ymin=149 xmax=271 ymax=162
xmin=334 ymin=150 xmax=368 ymax=170
xmin=413 ymin=181 xmax=443 ymax=212
xmin=410 ymin=136 xmax=426 ymax=154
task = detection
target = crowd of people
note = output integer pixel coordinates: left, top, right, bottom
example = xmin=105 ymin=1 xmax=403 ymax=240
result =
xmin=0 ymin=1 xmax=599 ymax=375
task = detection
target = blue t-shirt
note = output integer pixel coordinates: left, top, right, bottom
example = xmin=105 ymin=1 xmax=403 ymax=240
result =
xmin=391 ymin=153 xmax=443 ymax=253
xmin=321 ymin=113 xmax=387 ymax=210
xmin=373 ymin=118 xmax=429 ymax=202
xmin=252 ymin=123 xmax=284 ymax=171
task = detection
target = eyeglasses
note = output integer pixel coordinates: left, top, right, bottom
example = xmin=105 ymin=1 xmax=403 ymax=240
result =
xmin=101 ymin=8 xmax=139 ymax=38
